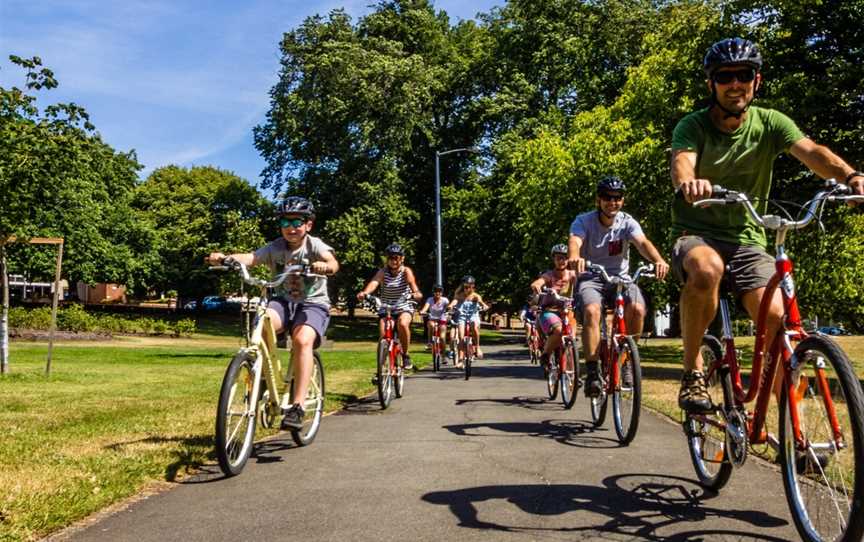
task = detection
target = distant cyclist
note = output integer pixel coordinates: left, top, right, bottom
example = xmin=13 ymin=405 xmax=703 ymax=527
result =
xmin=357 ymin=243 xmax=423 ymax=369
xmin=207 ymin=196 xmax=339 ymax=431
xmin=518 ymin=297 xmax=538 ymax=347
xmin=448 ymin=275 xmax=490 ymax=365
xmin=671 ymin=37 xmax=864 ymax=412
xmin=568 ymin=176 xmax=669 ymax=397
xmin=531 ymin=244 xmax=578 ymax=371
xmin=419 ymin=284 xmax=450 ymax=356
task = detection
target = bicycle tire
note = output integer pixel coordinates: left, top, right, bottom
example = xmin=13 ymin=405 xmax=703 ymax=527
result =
xmin=560 ymin=341 xmax=579 ymax=409
xmin=215 ymin=350 xmax=259 ymax=476
xmin=590 ymin=343 xmax=609 ymax=426
xmin=433 ymin=338 xmax=441 ymax=372
xmin=779 ymin=335 xmax=864 ymax=542
xmin=612 ymin=336 xmax=641 ymax=445
xmin=288 ymin=352 xmax=325 ymax=446
xmin=394 ymin=348 xmax=405 ymax=398
xmin=376 ymin=339 xmax=393 ymax=409
xmin=464 ymin=337 xmax=473 ymax=380
xmin=685 ymin=335 xmax=734 ymax=491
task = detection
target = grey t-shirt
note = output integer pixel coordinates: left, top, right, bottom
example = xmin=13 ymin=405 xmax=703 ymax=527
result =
xmin=253 ymin=234 xmax=334 ymax=307
xmin=569 ymin=210 xmax=644 ymax=277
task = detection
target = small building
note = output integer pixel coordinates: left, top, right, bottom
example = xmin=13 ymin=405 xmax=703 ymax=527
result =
xmin=77 ymin=282 xmax=127 ymax=304
xmin=9 ymin=274 xmax=68 ymax=301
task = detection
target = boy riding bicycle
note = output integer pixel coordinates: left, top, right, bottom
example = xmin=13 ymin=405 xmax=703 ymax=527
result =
xmin=207 ymin=196 xmax=339 ymax=431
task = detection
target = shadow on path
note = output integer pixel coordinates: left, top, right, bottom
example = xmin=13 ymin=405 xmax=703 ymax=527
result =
xmin=422 ymin=473 xmax=788 ymax=541
xmin=443 ymin=418 xmax=620 ymax=449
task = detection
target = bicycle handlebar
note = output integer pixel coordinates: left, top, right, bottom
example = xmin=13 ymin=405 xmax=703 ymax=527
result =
xmin=693 ymin=179 xmax=864 ymax=232
xmin=585 ymin=262 xmax=655 ymax=285
xmin=209 ymin=257 xmax=326 ymax=288
xmin=363 ymin=293 xmax=417 ymax=313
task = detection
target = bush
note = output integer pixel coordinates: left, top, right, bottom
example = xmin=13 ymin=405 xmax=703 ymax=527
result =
xmin=151 ymin=320 xmax=170 ymax=336
xmin=8 ymin=306 xmax=53 ymax=330
xmin=173 ymin=319 xmax=196 ymax=337
xmin=57 ymin=304 xmax=97 ymax=332
xmin=8 ymin=306 xmax=193 ymax=337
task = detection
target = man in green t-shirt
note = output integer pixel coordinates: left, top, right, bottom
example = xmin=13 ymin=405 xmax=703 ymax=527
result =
xmin=670 ymin=37 xmax=864 ymax=413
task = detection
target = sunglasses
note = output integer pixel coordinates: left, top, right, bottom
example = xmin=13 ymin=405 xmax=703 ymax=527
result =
xmin=279 ymin=217 xmax=306 ymax=228
xmin=600 ymin=194 xmax=623 ymax=202
xmin=712 ymin=68 xmax=756 ymax=85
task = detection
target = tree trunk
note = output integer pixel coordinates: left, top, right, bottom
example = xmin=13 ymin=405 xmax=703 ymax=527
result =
xmin=1 ymin=244 xmax=9 ymax=374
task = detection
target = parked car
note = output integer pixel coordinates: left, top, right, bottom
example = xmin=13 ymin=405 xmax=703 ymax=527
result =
xmin=817 ymin=326 xmax=851 ymax=336
xmin=202 ymin=296 xmax=228 ymax=310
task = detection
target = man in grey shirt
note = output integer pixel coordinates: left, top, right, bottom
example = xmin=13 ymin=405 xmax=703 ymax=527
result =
xmin=208 ymin=196 xmax=339 ymax=430
xmin=567 ymin=176 xmax=669 ymax=396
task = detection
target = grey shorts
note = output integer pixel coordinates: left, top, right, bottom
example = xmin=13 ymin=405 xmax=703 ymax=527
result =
xmin=671 ymin=235 xmax=774 ymax=297
xmin=268 ymin=299 xmax=330 ymax=348
xmin=578 ymin=276 xmax=645 ymax=312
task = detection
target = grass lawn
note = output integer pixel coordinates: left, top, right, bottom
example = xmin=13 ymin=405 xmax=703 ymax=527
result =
xmin=0 ymin=315 xmax=433 ymax=542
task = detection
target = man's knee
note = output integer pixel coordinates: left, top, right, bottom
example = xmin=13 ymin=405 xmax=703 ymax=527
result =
xmin=628 ymin=303 xmax=646 ymax=319
xmin=583 ymin=304 xmax=601 ymax=324
xmin=683 ymin=250 xmax=723 ymax=291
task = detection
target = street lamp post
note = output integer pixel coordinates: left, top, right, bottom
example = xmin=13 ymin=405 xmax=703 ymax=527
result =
xmin=434 ymin=147 xmax=479 ymax=288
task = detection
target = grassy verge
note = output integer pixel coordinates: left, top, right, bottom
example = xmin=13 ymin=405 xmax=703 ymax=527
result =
xmin=0 ymin=317 xmax=431 ymax=542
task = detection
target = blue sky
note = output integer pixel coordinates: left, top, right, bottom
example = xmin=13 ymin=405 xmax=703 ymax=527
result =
xmin=0 ymin=0 xmax=502 ymax=190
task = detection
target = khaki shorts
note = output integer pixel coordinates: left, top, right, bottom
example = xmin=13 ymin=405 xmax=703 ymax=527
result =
xmin=671 ymin=235 xmax=775 ymax=297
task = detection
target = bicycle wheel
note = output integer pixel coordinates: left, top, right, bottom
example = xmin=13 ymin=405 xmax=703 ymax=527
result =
xmin=215 ymin=350 xmax=259 ymax=476
xmin=376 ymin=340 xmax=393 ymax=409
xmin=590 ymin=343 xmax=609 ymax=427
xmin=560 ymin=341 xmax=579 ymax=409
xmin=394 ymin=349 xmax=405 ymax=398
xmin=612 ymin=336 xmax=642 ymax=445
xmin=779 ymin=335 xmax=864 ymax=542
xmin=464 ymin=338 xmax=473 ymax=380
xmin=685 ymin=335 xmax=734 ymax=491
xmin=433 ymin=339 xmax=441 ymax=372
xmin=289 ymin=352 xmax=325 ymax=446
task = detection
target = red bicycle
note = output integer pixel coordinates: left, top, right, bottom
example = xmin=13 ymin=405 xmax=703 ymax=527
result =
xmin=364 ymin=294 xmax=413 ymax=409
xmin=429 ymin=315 xmax=448 ymax=372
xmin=586 ymin=262 xmax=655 ymax=445
xmin=685 ymin=181 xmax=864 ymax=542
xmin=457 ymin=303 xmax=484 ymax=380
xmin=539 ymin=289 xmax=581 ymax=409
xmin=526 ymin=312 xmax=542 ymax=365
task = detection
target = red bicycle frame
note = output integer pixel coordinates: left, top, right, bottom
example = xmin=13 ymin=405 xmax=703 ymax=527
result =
xmin=431 ymin=318 xmax=446 ymax=356
xmin=380 ymin=308 xmax=402 ymax=375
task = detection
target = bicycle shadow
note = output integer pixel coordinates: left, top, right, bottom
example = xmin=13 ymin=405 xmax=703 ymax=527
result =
xmin=421 ymin=473 xmax=789 ymax=540
xmin=104 ymin=434 xmax=215 ymax=482
xmin=454 ymin=396 xmax=564 ymax=411
xmin=443 ymin=418 xmax=620 ymax=449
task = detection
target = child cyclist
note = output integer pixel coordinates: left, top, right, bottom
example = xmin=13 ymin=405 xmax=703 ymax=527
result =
xmin=356 ymin=243 xmax=423 ymax=369
xmin=530 ymin=244 xmax=578 ymax=372
xmin=419 ymin=284 xmax=450 ymax=359
xmin=447 ymin=275 xmax=490 ymax=366
xmin=207 ymin=196 xmax=339 ymax=431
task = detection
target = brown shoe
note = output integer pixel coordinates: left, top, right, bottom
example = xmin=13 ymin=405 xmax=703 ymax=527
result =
xmin=679 ymin=370 xmax=712 ymax=413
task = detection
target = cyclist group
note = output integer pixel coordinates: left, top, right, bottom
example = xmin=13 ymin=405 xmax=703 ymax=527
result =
xmin=208 ymin=37 xmax=863 ymax=433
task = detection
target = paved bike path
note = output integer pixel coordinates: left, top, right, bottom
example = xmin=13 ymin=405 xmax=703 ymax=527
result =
xmin=58 ymin=344 xmax=798 ymax=541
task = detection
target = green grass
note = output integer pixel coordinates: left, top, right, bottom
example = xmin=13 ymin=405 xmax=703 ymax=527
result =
xmin=0 ymin=330 xmax=430 ymax=542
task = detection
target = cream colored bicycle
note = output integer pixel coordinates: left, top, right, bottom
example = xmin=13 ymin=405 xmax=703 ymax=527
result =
xmin=212 ymin=258 xmax=326 ymax=476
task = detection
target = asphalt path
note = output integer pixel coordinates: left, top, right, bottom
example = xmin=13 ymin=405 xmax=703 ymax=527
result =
xmin=58 ymin=342 xmax=799 ymax=541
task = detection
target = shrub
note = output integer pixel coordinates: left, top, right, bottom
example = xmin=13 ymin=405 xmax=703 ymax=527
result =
xmin=151 ymin=320 xmax=170 ymax=336
xmin=173 ymin=319 xmax=196 ymax=337
xmin=57 ymin=304 xmax=97 ymax=332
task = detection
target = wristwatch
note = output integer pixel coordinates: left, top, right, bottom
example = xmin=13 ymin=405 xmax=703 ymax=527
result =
xmin=845 ymin=171 xmax=864 ymax=183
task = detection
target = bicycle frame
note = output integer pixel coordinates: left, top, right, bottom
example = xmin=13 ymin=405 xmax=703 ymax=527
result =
xmin=695 ymin=182 xmax=861 ymax=450
xmin=380 ymin=307 xmax=402 ymax=375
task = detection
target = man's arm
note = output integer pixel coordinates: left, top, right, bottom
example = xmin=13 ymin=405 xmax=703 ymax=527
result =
xmin=357 ymin=269 xmax=384 ymax=300
xmin=789 ymin=138 xmax=863 ymax=193
xmin=630 ymin=235 xmax=669 ymax=280
xmin=312 ymin=250 xmax=339 ymax=275
xmin=670 ymin=149 xmax=713 ymax=203
xmin=530 ymin=273 xmax=547 ymax=294
xmin=567 ymin=234 xmax=585 ymax=274
xmin=207 ymin=252 xmax=255 ymax=266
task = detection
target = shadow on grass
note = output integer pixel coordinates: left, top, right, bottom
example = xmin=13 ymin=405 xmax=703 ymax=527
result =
xmin=104 ymin=434 xmax=215 ymax=482
xmin=422 ymin=473 xmax=788 ymax=540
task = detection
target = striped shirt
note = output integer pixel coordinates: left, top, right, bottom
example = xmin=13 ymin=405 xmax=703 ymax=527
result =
xmin=380 ymin=267 xmax=413 ymax=310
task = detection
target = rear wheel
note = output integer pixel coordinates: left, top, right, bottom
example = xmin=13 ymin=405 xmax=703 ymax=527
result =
xmin=612 ymin=336 xmax=642 ymax=445
xmin=376 ymin=340 xmax=393 ymax=409
xmin=779 ymin=335 xmax=864 ymax=542
xmin=560 ymin=340 xmax=579 ymax=409
xmin=289 ymin=352 xmax=325 ymax=446
xmin=215 ymin=351 xmax=258 ymax=476
xmin=686 ymin=335 xmax=734 ymax=491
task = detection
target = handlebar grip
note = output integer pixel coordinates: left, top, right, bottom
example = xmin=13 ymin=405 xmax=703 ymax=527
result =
xmin=711 ymin=185 xmax=729 ymax=198
xmin=209 ymin=266 xmax=229 ymax=271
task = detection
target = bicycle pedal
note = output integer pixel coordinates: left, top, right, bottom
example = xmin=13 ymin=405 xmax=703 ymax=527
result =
xmin=371 ymin=376 xmax=379 ymax=385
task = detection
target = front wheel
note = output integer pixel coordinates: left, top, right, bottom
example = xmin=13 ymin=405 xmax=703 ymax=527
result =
xmin=288 ymin=352 xmax=325 ymax=446
xmin=612 ymin=336 xmax=641 ymax=445
xmin=779 ymin=335 xmax=864 ymax=542
xmin=394 ymin=347 xmax=405 ymax=398
xmin=464 ymin=338 xmax=473 ymax=380
xmin=685 ymin=335 xmax=734 ymax=491
xmin=215 ymin=351 xmax=259 ymax=476
xmin=560 ymin=341 xmax=580 ymax=409
xmin=432 ymin=338 xmax=441 ymax=372
xmin=590 ymin=343 xmax=608 ymax=427
xmin=376 ymin=340 xmax=393 ymax=409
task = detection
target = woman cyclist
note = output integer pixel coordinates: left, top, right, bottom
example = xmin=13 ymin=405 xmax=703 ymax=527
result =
xmin=357 ymin=243 xmax=423 ymax=369
xmin=448 ymin=275 xmax=490 ymax=366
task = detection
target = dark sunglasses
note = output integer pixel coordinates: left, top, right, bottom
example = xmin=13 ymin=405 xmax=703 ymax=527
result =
xmin=279 ymin=217 xmax=306 ymax=228
xmin=600 ymin=194 xmax=623 ymax=202
xmin=712 ymin=68 xmax=756 ymax=85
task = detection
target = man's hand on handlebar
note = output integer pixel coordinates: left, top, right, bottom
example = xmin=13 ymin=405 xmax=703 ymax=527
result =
xmin=567 ymin=256 xmax=586 ymax=274
xmin=654 ymin=259 xmax=670 ymax=281
xmin=206 ymin=252 xmax=226 ymax=265
xmin=678 ymin=178 xmax=713 ymax=204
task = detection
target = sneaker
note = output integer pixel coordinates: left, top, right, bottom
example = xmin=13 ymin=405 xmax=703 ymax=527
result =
xmin=621 ymin=360 xmax=633 ymax=388
xmin=402 ymin=354 xmax=414 ymax=370
xmin=540 ymin=353 xmax=551 ymax=374
xmin=280 ymin=404 xmax=305 ymax=430
xmin=448 ymin=350 xmax=456 ymax=360
xmin=678 ymin=370 xmax=712 ymax=413
xmin=585 ymin=361 xmax=602 ymax=398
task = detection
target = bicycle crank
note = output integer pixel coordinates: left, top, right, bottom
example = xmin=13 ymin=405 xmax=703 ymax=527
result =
xmin=724 ymin=407 xmax=748 ymax=467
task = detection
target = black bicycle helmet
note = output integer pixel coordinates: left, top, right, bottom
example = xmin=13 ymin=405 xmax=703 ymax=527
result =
xmin=703 ymin=38 xmax=763 ymax=76
xmin=385 ymin=243 xmax=404 ymax=256
xmin=432 ymin=283 xmax=443 ymax=292
xmin=597 ymin=175 xmax=626 ymax=196
xmin=277 ymin=196 xmax=315 ymax=218
xmin=462 ymin=275 xmax=475 ymax=285
xmin=551 ymin=243 xmax=568 ymax=256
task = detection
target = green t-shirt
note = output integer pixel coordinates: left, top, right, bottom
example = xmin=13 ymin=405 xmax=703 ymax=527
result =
xmin=671 ymin=106 xmax=805 ymax=247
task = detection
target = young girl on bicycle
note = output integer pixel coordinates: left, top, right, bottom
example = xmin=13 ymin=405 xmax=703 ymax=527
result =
xmin=530 ymin=244 xmax=578 ymax=370
xmin=207 ymin=196 xmax=339 ymax=431
xmin=356 ymin=243 xmax=423 ymax=369
xmin=447 ymin=275 xmax=490 ymax=365
xmin=418 ymin=284 xmax=450 ymax=356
